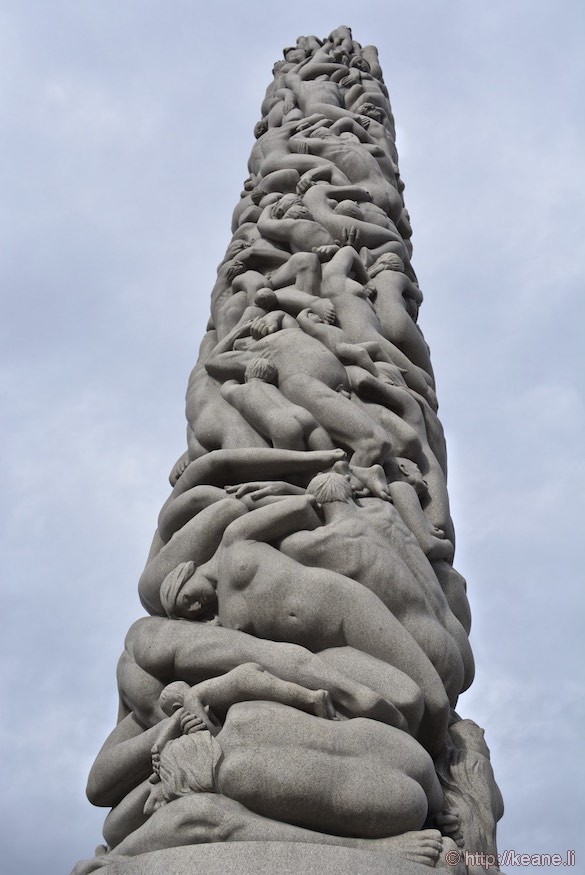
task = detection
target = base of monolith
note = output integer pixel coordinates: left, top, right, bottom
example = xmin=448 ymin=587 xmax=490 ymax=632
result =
xmin=100 ymin=841 xmax=443 ymax=874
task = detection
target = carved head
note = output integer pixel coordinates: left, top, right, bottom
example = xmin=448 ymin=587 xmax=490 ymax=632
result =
xmin=307 ymin=472 xmax=353 ymax=504
xmin=272 ymin=60 xmax=287 ymax=76
xmin=253 ymin=288 xmax=279 ymax=311
xmin=244 ymin=357 xmax=278 ymax=385
xmin=369 ymin=252 xmax=405 ymax=277
xmin=159 ymin=681 xmax=190 ymax=716
xmin=160 ymin=560 xmax=217 ymax=620
xmin=283 ymin=46 xmax=306 ymax=64
xmin=350 ymin=57 xmax=370 ymax=73
xmin=357 ymin=102 xmax=385 ymax=124
xmin=328 ymin=25 xmax=352 ymax=45
xmin=254 ymin=118 xmax=269 ymax=139
xmin=301 ymin=308 xmax=324 ymax=324
xmin=158 ymin=732 xmax=221 ymax=799
xmin=271 ymin=193 xmax=302 ymax=218
xmin=284 ymin=203 xmax=312 ymax=220
xmin=396 ymin=459 xmax=428 ymax=497
xmin=250 ymin=185 xmax=268 ymax=206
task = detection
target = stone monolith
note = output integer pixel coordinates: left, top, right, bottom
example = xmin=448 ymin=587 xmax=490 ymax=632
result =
xmin=72 ymin=26 xmax=504 ymax=875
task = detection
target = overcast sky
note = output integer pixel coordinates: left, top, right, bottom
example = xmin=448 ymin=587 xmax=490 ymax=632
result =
xmin=2 ymin=2 xmax=584 ymax=873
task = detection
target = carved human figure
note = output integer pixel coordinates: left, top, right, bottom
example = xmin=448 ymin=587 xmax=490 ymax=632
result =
xmin=164 ymin=446 xmax=346 ymax=502
xmin=278 ymin=56 xmax=353 ymax=123
xmin=176 ymin=494 xmax=451 ymax=752
xmin=344 ymin=363 xmax=447 ymax=475
xmin=183 ymin=333 xmax=269 ymax=456
xmin=75 ymin=27 xmax=503 ymax=870
xmin=256 ymin=194 xmax=337 ymax=252
xmin=278 ymin=473 xmax=473 ymax=702
xmin=145 ymin=698 xmax=444 ymax=839
xmin=249 ymin=116 xmax=345 ymax=180
xmin=204 ymin=318 xmax=394 ymax=468
xmin=138 ymin=497 xmax=244 ymax=616
xmin=221 ymin=358 xmax=335 ymax=451
xmin=435 ymin=719 xmax=504 ymax=874
xmin=317 ymin=246 xmax=436 ymax=400
xmin=281 ymin=52 xmax=395 ymax=155
xmin=209 ymin=229 xmax=292 ymax=326
xmin=347 ymin=359 xmax=447 ymax=478
xmin=72 ymin=801 xmax=445 ymax=874
xmin=387 ymin=455 xmax=455 ymax=556
xmin=323 ymin=25 xmax=359 ymax=59
xmin=73 ymin=670 xmax=443 ymax=873
xmin=295 ymin=308 xmax=381 ymax=375
xmin=214 ymin=256 xmax=336 ymax=338
xmin=368 ymin=252 xmax=435 ymax=374
xmin=117 ymin=613 xmax=425 ymax=742
xmin=141 ymin=446 xmax=357 ymax=613
xmin=339 ymin=58 xmax=395 ymax=124
xmin=288 ymin=120 xmax=403 ymax=219
xmin=360 ymin=43 xmax=384 ymax=80
xmin=300 ymin=180 xmax=410 ymax=260
xmin=102 ymin=620 xmax=426 ymax=854
xmin=80 ymin=620 xmax=432 ymax=865
xmin=87 ymin=656 xmax=422 ymax=847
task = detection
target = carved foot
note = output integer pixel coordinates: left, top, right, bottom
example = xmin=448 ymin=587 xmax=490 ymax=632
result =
xmin=349 ymin=462 xmax=391 ymax=500
xmin=433 ymin=811 xmax=464 ymax=847
xmin=375 ymin=828 xmax=443 ymax=866
xmin=310 ymin=298 xmax=336 ymax=324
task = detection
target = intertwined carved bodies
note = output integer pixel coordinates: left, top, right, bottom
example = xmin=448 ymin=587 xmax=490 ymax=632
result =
xmin=278 ymin=481 xmax=474 ymax=701
xmin=76 ymin=25 xmax=502 ymax=873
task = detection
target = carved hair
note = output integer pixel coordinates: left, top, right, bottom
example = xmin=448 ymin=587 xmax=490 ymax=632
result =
xmin=254 ymin=118 xmax=269 ymax=139
xmin=306 ymin=472 xmax=353 ymax=504
xmin=159 ymin=561 xmax=195 ymax=619
xmin=245 ymin=357 xmax=278 ymax=384
xmin=357 ymin=102 xmax=384 ymax=123
xmin=370 ymin=253 xmax=405 ymax=275
xmin=158 ymin=733 xmax=222 ymax=799
xmin=253 ymin=288 xmax=279 ymax=310
xmin=350 ymin=57 xmax=371 ymax=73
xmin=273 ymin=193 xmax=302 ymax=217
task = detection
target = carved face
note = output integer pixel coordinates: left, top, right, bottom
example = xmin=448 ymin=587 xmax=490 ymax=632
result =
xmin=398 ymin=459 xmax=428 ymax=496
xmin=177 ymin=569 xmax=217 ymax=619
xmin=272 ymin=194 xmax=302 ymax=219
xmin=254 ymin=119 xmax=268 ymax=139
xmin=350 ymin=57 xmax=370 ymax=73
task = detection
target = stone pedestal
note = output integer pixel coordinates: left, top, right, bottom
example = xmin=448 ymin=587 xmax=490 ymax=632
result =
xmin=103 ymin=842 xmax=437 ymax=874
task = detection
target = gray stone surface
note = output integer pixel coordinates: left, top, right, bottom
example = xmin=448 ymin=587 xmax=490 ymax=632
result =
xmin=92 ymin=841 xmax=447 ymax=874
xmin=72 ymin=25 xmax=503 ymax=875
